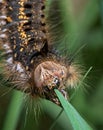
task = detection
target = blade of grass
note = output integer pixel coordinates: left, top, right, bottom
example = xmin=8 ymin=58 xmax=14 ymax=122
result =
xmin=70 ymin=66 xmax=93 ymax=101
xmin=100 ymin=0 xmax=103 ymax=29
xmin=42 ymin=99 xmax=73 ymax=130
xmin=49 ymin=108 xmax=64 ymax=130
xmin=55 ymin=89 xmax=93 ymax=130
xmin=2 ymin=90 xmax=24 ymax=130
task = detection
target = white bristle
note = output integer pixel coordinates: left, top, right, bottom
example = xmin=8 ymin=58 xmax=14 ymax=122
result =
xmin=0 ymin=34 xmax=6 ymax=38
xmin=3 ymin=44 xmax=12 ymax=53
xmin=2 ymin=29 xmax=7 ymax=32
xmin=16 ymin=63 xmax=24 ymax=73
xmin=3 ymin=44 xmax=10 ymax=49
xmin=6 ymin=57 xmax=13 ymax=64
xmin=0 ymin=16 xmax=7 ymax=19
xmin=0 ymin=21 xmax=6 ymax=25
xmin=7 ymin=49 xmax=12 ymax=53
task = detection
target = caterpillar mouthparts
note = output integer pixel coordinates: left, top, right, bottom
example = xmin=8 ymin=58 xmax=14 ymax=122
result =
xmin=0 ymin=0 xmax=81 ymax=105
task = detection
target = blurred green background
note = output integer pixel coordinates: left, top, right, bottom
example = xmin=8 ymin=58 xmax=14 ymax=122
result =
xmin=0 ymin=0 xmax=103 ymax=130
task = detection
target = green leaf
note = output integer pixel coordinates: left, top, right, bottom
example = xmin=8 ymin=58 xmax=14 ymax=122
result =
xmin=2 ymin=91 xmax=24 ymax=130
xmin=55 ymin=89 xmax=93 ymax=130
xmin=100 ymin=0 xmax=103 ymax=27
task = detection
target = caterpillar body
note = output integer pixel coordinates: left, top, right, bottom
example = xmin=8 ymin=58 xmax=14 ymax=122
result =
xmin=0 ymin=0 xmax=81 ymax=105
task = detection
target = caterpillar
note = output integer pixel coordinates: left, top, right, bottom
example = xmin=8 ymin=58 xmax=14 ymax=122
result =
xmin=0 ymin=0 xmax=81 ymax=105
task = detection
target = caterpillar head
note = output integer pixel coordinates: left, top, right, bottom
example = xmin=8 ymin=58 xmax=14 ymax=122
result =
xmin=34 ymin=61 xmax=67 ymax=90
xmin=34 ymin=61 xmax=81 ymax=103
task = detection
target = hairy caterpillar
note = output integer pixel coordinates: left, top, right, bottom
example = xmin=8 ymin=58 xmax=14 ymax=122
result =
xmin=0 ymin=0 xmax=81 ymax=105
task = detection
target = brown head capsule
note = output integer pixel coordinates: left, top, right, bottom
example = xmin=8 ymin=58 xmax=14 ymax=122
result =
xmin=34 ymin=61 xmax=67 ymax=89
xmin=32 ymin=57 xmax=81 ymax=104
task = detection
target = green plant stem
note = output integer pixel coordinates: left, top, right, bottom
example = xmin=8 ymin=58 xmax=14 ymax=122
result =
xmin=49 ymin=108 xmax=64 ymax=130
xmin=2 ymin=90 xmax=24 ymax=130
xmin=99 ymin=0 xmax=103 ymax=29
xmin=42 ymin=99 xmax=72 ymax=130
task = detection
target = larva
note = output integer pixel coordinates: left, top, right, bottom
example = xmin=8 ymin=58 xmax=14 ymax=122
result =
xmin=0 ymin=0 xmax=81 ymax=105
